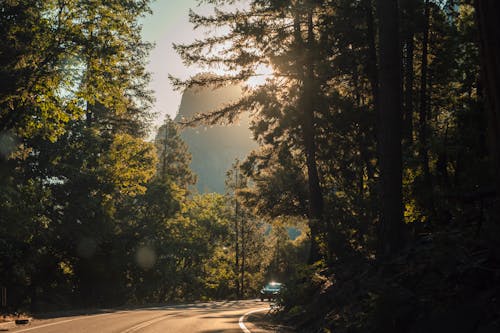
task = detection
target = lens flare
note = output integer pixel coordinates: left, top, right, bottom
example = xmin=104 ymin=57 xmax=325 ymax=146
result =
xmin=136 ymin=246 xmax=156 ymax=270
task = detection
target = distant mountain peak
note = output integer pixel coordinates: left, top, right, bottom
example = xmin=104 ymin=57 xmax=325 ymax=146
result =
xmin=175 ymin=82 xmax=256 ymax=193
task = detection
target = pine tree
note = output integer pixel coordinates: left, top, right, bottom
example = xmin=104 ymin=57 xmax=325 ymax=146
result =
xmin=154 ymin=116 xmax=196 ymax=190
xmin=173 ymin=0 xmax=333 ymax=262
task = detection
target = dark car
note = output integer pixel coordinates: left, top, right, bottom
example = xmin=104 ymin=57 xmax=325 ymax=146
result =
xmin=260 ymin=282 xmax=282 ymax=301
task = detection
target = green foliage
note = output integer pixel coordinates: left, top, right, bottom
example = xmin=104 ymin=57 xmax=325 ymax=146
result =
xmin=154 ymin=116 xmax=197 ymax=190
xmin=0 ymin=0 xmax=152 ymax=141
xmin=0 ymin=0 xmax=160 ymax=311
xmin=171 ymin=0 xmax=500 ymax=332
xmin=1 ymin=2 xmax=499 ymax=333
xmin=101 ymin=133 xmax=157 ymax=197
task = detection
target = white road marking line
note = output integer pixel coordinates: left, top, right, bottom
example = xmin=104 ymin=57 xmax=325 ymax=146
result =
xmin=239 ymin=307 xmax=270 ymax=333
xmin=13 ymin=312 xmax=130 ymax=332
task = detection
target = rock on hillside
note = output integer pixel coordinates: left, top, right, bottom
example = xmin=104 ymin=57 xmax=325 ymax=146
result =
xmin=174 ymin=84 xmax=256 ymax=193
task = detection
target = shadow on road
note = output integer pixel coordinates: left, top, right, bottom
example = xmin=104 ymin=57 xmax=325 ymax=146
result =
xmin=33 ymin=308 xmax=120 ymax=320
xmin=31 ymin=299 xmax=262 ymax=320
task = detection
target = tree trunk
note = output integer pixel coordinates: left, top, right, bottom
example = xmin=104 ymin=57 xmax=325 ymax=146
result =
xmin=161 ymin=122 xmax=169 ymax=180
xmin=363 ymin=0 xmax=380 ymax=220
xmin=402 ymin=0 xmax=416 ymax=145
xmin=240 ymin=220 xmax=245 ymax=298
xmin=404 ymin=36 xmax=414 ymax=144
xmin=418 ymin=0 xmax=430 ymax=177
xmin=365 ymin=0 xmax=380 ymax=122
xmin=294 ymin=6 xmax=324 ymax=263
xmin=418 ymin=0 xmax=435 ymax=217
xmin=352 ymin=65 xmax=366 ymax=197
xmin=474 ymin=0 xmax=500 ymax=212
xmin=376 ymin=0 xmax=406 ymax=257
xmin=234 ymin=169 xmax=240 ymax=298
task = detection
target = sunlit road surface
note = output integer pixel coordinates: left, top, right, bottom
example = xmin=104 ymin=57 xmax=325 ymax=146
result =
xmin=7 ymin=300 xmax=272 ymax=333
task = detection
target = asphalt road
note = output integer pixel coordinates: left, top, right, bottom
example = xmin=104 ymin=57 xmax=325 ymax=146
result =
xmin=5 ymin=300 xmax=272 ymax=333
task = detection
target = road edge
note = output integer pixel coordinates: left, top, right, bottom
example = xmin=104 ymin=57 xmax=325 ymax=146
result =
xmin=239 ymin=307 xmax=270 ymax=333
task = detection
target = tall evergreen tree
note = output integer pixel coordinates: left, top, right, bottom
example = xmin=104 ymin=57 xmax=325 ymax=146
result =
xmin=376 ymin=0 xmax=406 ymax=256
xmin=474 ymin=0 xmax=500 ymax=210
xmin=154 ymin=116 xmax=196 ymax=190
xmin=173 ymin=0 xmax=333 ymax=262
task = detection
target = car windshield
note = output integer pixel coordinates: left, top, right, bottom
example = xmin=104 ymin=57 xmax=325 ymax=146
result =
xmin=264 ymin=282 xmax=282 ymax=290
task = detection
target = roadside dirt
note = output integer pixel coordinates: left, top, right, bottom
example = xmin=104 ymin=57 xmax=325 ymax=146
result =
xmin=247 ymin=311 xmax=295 ymax=332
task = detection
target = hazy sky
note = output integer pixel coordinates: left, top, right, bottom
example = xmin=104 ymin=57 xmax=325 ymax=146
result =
xmin=140 ymin=1 xmax=211 ymax=133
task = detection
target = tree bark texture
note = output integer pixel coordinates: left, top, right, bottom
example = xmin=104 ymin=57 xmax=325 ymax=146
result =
xmin=234 ymin=168 xmax=240 ymax=298
xmin=365 ymin=0 xmax=380 ymax=121
xmin=419 ymin=0 xmax=431 ymax=183
xmin=474 ymin=0 xmax=500 ymax=207
xmin=376 ymin=0 xmax=406 ymax=257
xmin=294 ymin=6 xmax=324 ymax=263
xmin=402 ymin=0 xmax=416 ymax=145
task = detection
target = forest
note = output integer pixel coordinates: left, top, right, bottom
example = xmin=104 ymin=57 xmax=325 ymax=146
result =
xmin=1 ymin=0 xmax=500 ymax=332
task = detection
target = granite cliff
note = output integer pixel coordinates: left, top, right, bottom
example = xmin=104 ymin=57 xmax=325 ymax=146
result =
xmin=174 ymin=84 xmax=256 ymax=193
